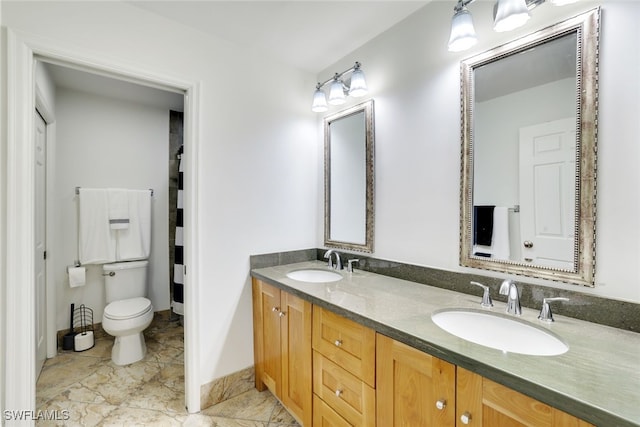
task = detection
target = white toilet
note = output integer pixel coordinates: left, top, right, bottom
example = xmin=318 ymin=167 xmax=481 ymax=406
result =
xmin=102 ymin=260 xmax=154 ymax=365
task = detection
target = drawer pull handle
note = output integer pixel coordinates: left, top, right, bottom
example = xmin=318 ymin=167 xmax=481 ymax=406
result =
xmin=435 ymin=399 xmax=446 ymax=410
xmin=460 ymin=412 xmax=471 ymax=425
xmin=334 ymin=340 xmax=342 ymax=347
xmin=279 ymin=311 xmax=286 ymax=317
xmin=271 ymin=307 xmax=280 ymax=312
xmin=335 ymin=389 xmax=343 ymax=397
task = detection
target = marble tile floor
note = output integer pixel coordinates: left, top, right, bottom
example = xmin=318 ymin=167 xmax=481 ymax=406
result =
xmin=36 ymin=317 xmax=299 ymax=426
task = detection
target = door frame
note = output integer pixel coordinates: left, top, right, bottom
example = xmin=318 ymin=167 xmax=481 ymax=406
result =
xmin=5 ymin=28 xmax=202 ymax=413
xmin=35 ymin=84 xmax=57 ymax=362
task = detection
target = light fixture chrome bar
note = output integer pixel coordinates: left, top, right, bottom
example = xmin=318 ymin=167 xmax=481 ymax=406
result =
xmin=312 ymin=62 xmax=368 ymax=112
xmin=449 ymin=0 xmax=557 ymax=52
xmin=315 ymin=62 xmax=362 ymax=90
xmin=455 ymin=0 xmax=545 ymax=12
xmin=454 ymin=0 xmax=476 ymax=13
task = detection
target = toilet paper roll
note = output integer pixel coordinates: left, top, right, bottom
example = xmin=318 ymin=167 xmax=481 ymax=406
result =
xmin=74 ymin=331 xmax=94 ymax=352
xmin=68 ymin=266 xmax=86 ymax=288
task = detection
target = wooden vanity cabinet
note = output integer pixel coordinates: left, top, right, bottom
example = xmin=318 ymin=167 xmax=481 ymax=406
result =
xmin=252 ymin=278 xmax=594 ymax=427
xmin=456 ymin=367 xmax=594 ymax=427
xmin=376 ymin=336 xmax=593 ymax=427
xmin=252 ymin=278 xmax=312 ymax=426
xmin=376 ymin=334 xmax=456 ymax=427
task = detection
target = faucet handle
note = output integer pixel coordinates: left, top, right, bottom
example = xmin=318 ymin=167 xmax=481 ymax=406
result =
xmin=538 ymin=297 xmax=569 ymax=322
xmin=347 ymin=259 xmax=359 ymax=273
xmin=470 ymin=281 xmax=493 ymax=308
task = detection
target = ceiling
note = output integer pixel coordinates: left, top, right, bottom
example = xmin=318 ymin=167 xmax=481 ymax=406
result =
xmin=127 ymin=1 xmax=430 ymax=74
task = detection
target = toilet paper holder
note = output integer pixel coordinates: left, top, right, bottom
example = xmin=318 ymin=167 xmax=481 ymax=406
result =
xmin=73 ymin=304 xmax=95 ymax=352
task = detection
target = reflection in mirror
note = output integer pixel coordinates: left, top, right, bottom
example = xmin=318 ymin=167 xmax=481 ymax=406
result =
xmin=324 ymin=100 xmax=374 ymax=253
xmin=460 ymin=9 xmax=599 ymax=286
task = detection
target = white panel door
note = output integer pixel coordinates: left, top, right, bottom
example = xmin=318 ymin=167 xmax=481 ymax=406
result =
xmin=35 ymin=110 xmax=47 ymax=377
xmin=519 ymin=118 xmax=576 ymax=269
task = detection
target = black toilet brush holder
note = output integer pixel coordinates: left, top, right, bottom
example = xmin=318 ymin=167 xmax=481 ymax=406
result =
xmin=62 ymin=303 xmax=76 ymax=351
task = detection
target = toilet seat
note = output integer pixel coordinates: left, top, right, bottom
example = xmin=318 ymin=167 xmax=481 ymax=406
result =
xmin=104 ymin=297 xmax=152 ymax=320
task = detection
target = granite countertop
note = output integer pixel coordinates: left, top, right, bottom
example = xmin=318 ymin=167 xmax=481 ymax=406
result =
xmin=251 ymin=260 xmax=640 ymax=427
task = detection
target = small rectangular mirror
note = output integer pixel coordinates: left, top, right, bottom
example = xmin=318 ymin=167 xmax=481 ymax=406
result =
xmin=324 ymin=100 xmax=375 ymax=253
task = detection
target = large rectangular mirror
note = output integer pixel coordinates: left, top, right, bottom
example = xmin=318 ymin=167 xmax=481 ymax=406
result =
xmin=460 ymin=9 xmax=599 ymax=286
xmin=324 ymin=100 xmax=375 ymax=253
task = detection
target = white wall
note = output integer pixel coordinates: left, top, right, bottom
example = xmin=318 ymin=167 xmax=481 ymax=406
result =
xmin=1 ymin=0 xmax=318 ymax=392
xmin=53 ymin=87 xmax=171 ymax=331
xmin=318 ymin=1 xmax=640 ymax=303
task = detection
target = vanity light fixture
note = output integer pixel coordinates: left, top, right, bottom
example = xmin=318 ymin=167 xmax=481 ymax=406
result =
xmin=328 ymin=78 xmax=347 ymax=105
xmin=448 ymin=5 xmax=478 ymax=52
xmin=447 ymin=0 xmax=577 ymax=52
xmin=494 ymin=0 xmax=530 ymax=32
xmin=312 ymin=62 xmax=368 ymax=112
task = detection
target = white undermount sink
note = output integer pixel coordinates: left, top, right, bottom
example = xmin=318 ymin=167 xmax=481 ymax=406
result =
xmin=431 ymin=308 xmax=568 ymax=356
xmin=286 ymin=269 xmax=343 ymax=283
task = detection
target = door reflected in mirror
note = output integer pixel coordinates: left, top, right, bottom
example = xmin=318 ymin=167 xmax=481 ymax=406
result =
xmin=460 ymin=9 xmax=599 ymax=286
xmin=324 ymin=100 xmax=374 ymax=253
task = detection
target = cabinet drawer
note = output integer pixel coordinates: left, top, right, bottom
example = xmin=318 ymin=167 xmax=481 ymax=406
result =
xmin=313 ymin=351 xmax=375 ymax=427
xmin=312 ymin=306 xmax=376 ymax=387
xmin=313 ymin=394 xmax=352 ymax=427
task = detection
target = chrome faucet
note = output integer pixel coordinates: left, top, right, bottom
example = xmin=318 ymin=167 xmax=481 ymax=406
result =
xmin=470 ymin=281 xmax=493 ymax=308
xmin=499 ymin=279 xmax=521 ymax=315
xmin=324 ymin=249 xmax=343 ymax=270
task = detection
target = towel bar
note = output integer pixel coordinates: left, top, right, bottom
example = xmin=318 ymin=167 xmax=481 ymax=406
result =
xmin=75 ymin=187 xmax=154 ymax=196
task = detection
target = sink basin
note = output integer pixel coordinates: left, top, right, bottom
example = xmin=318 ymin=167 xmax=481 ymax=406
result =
xmin=431 ymin=309 xmax=568 ymax=356
xmin=286 ymin=269 xmax=342 ymax=283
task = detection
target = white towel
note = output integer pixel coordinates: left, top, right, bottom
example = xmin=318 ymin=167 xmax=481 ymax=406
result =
xmin=116 ymin=190 xmax=151 ymax=261
xmin=78 ymin=188 xmax=117 ymax=264
xmin=491 ymin=207 xmax=511 ymax=259
xmin=107 ymin=188 xmax=130 ymax=230
xmin=473 ymin=207 xmax=511 ymax=259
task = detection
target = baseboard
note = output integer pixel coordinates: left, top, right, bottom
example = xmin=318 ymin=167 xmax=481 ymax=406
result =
xmin=200 ymin=366 xmax=255 ymax=410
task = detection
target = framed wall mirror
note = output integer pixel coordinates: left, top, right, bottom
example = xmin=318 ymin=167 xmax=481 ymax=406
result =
xmin=324 ymin=100 xmax=375 ymax=253
xmin=460 ymin=9 xmax=599 ymax=286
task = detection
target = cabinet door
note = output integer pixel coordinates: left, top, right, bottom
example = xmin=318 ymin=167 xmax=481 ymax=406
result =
xmin=281 ymin=291 xmax=312 ymax=427
xmin=252 ymin=279 xmax=282 ymax=396
xmin=377 ymin=334 xmax=456 ymax=427
xmin=456 ymin=367 xmax=594 ymax=427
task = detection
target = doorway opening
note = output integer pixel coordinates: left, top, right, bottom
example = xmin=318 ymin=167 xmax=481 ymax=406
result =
xmin=5 ymin=30 xmax=201 ymax=416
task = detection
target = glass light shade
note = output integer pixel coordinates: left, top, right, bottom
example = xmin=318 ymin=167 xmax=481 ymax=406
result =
xmin=328 ymin=79 xmax=346 ymax=105
xmin=448 ymin=8 xmax=478 ymax=52
xmin=348 ymin=68 xmax=368 ymax=97
xmin=493 ymin=0 xmax=530 ymax=32
xmin=312 ymin=88 xmax=328 ymax=112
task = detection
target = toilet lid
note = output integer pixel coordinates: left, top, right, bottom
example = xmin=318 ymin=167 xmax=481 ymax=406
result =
xmin=104 ymin=297 xmax=152 ymax=320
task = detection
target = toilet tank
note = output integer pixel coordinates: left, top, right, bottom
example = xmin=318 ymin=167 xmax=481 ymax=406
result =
xmin=103 ymin=260 xmax=149 ymax=303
